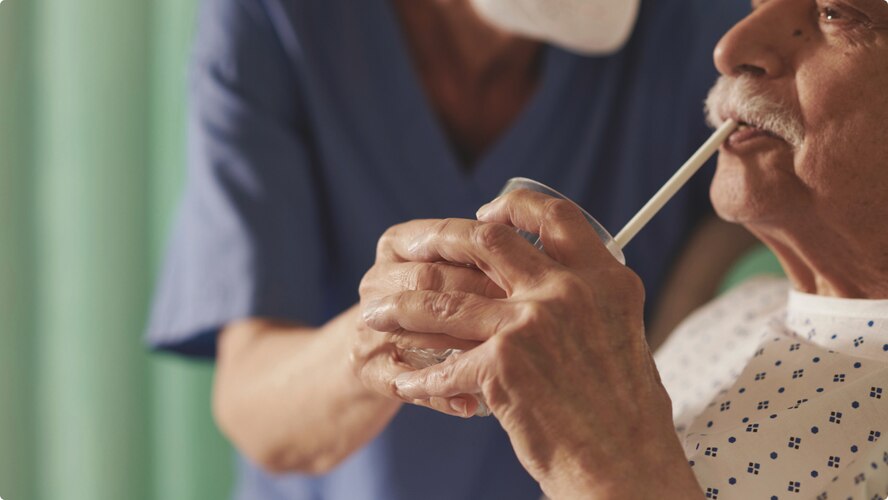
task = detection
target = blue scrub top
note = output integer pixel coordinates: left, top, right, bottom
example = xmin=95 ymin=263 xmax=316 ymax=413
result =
xmin=147 ymin=0 xmax=749 ymax=498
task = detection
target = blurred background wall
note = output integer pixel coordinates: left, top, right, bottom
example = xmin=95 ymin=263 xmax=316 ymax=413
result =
xmin=0 ymin=0 xmax=234 ymax=498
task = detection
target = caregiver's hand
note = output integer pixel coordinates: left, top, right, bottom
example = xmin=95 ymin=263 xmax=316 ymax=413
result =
xmin=351 ymin=220 xmax=505 ymax=404
xmin=362 ymin=190 xmax=703 ymax=500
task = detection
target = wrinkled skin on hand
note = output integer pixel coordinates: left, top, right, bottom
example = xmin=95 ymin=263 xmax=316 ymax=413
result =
xmin=350 ymin=221 xmax=504 ymax=408
xmin=360 ymin=190 xmax=702 ymax=499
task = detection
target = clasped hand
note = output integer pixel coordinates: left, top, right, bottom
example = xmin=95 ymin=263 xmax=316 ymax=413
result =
xmin=352 ymin=189 xmax=701 ymax=499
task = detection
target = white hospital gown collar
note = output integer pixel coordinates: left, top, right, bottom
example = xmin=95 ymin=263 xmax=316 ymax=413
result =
xmin=786 ymin=288 xmax=888 ymax=362
xmin=788 ymin=288 xmax=888 ymax=320
xmin=657 ymin=276 xmax=888 ymax=499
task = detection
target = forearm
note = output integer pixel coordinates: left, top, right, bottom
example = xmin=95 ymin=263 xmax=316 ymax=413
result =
xmin=213 ymin=305 xmax=400 ymax=474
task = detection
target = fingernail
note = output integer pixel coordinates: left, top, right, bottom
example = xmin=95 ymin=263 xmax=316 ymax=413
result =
xmin=394 ymin=374 xmax=417 ymax=399
xmin=362 ymin=299 xmax=382 ymax=321
xmin=406 ymin=237 xmax=423 ymax=256
xmin=476 ymin=196 xmax=500 ymax=220
xmin=449 ymin=398 xmax=467 ymax=416
xmin=394 ymin=373 xmax=412 ymax=391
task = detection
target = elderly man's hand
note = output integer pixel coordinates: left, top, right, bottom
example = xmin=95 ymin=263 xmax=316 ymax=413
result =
xmin=361 ymin=190 xmax=703 ymax=499
xmin=350 ymin=220 xmax=506 ymax=404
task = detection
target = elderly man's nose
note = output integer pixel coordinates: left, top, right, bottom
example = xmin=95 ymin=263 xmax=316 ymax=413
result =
xmin=714 ymin=13 xmax=785 ymax=79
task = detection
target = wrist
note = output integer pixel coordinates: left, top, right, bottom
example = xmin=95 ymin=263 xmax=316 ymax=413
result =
xmin=539 ymin=434 xmax=702 ymax=500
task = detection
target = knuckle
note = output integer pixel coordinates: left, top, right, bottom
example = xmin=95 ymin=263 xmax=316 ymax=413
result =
xmin=358 ymin=269 xmax=376 ymax=297
xmin=542 ymin=198 xmax=583 ymax=224
xmin=472 ymin=223 xmax=515 ymax=254
xmin=365 ymin=296 xmax=397 ymax=332
xmin=387 ymin=329 xmax=406 ymax=348
xmin=431 ymin=364 xmax=452 ymax=385
xmin=428 ymin=292 xmax=461 ymax=319
xmin=411 ymin=264 xmax=444 ymax=291
xmin=390 ymin=291 xmax=408 ymax=312
xmin=551 ymin=271 xmax=588 ymax=300
xmin=376 ymin=225 xmax=400 ymax=260
xmin=431 ymin=218 xmax=458 ymax=238
xmin=514 ymin=300 xmax=551 ymax=331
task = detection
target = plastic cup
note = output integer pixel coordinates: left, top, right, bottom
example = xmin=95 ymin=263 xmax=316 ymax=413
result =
xmin=400 ymin=177 xmax=624 ymax=416
xmin=497 ymin=177 xmax=625 ymax=264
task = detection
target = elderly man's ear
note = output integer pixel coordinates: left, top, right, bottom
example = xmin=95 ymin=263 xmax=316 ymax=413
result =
xmin=470 ymin=0 xmax=640 ymax=55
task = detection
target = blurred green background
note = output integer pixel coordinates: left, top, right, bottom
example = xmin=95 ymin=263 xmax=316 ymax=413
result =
xmin=0 ymin=0 xmax=234 ymax=498
xmin=0 ymin=1 xmax=785 ymax=499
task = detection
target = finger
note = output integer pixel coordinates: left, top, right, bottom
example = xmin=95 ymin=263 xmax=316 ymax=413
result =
xmin=377 ymin=218 xmax=552 ymax=295
xmin=374 ymin=220 xmax=434 ymax=264
xmin=362 ymin=261 xmax=505 ymax=300
xmin=375 ymin=219 xmax=450 ymax=263
xmin=354 ymin=347 xmax=416 ymax=399
xmin=391 ymin=330 xmax=480 ymax=353
xmin=426 ymin=395 xmax=480 ymax=418
xmin=396 ymin=395 xmax=479 ymax=419
xmin=363 ymin=290 xmax=518 ymax=342
xmin=394 ymin=346 xmax=486 ymax=400
xmin=476 ymin=189 xmax=618 ymax=269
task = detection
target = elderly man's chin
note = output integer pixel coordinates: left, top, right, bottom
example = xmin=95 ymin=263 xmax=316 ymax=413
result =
xmin=709 ymin=144 xmax=797 ymax=224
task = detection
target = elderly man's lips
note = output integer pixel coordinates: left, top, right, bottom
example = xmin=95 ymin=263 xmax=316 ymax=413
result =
xmin=725 ymin=124 xmax=785 ymax=151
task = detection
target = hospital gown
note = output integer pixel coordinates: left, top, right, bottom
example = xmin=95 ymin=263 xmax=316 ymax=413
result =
xmin=657 ymin=277 xmax=888 ymax=499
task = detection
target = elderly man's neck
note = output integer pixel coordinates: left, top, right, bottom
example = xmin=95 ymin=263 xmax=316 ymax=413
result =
xmin=751 ymin=227 xmax=888 ymax=299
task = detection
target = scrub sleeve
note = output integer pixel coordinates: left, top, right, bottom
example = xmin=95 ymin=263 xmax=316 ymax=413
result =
xmin=146 ymin=0 xmax=325 ymax=357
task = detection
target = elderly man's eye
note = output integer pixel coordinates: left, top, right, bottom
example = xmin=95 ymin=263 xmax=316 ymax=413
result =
xmin=816 ymin=2 xmax=872 ymax=29
xmin=820 ymin=6 xmax=843 ymax=20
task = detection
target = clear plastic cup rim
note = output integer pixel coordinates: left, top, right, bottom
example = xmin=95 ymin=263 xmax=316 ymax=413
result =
xmin=503 ymin=177 xmax=626 ymax=265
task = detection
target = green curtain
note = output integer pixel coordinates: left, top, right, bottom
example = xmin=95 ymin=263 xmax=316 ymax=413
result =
xmin=0 ymin=1 xmax=234 ymax=498
xmin=720 ymin=245 xmax=785 ymax=293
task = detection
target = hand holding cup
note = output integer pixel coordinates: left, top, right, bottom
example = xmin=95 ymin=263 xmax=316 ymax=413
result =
xmin=360 ymin=189 xmax=696 ymax=498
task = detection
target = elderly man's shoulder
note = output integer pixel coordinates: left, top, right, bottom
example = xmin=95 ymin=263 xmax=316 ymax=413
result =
xmin=656 ymin=275 xmax=789 ymax=372
xmin=655 ymin=276 xmax=791 ymax=424
xmin=655 ymin=276 xmax=789 ymax=368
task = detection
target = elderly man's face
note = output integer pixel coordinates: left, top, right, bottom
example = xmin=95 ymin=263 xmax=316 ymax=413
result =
xmin=707 ymin=0 xmax=888 ymax=230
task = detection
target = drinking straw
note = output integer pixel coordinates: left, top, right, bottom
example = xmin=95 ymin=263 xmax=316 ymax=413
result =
xmin=614 ymin=119 xmax=739 ymax=249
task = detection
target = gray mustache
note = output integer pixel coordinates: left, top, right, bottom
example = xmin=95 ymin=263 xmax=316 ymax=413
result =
xmin=705 ymin=76 xmax=805 ymax=150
